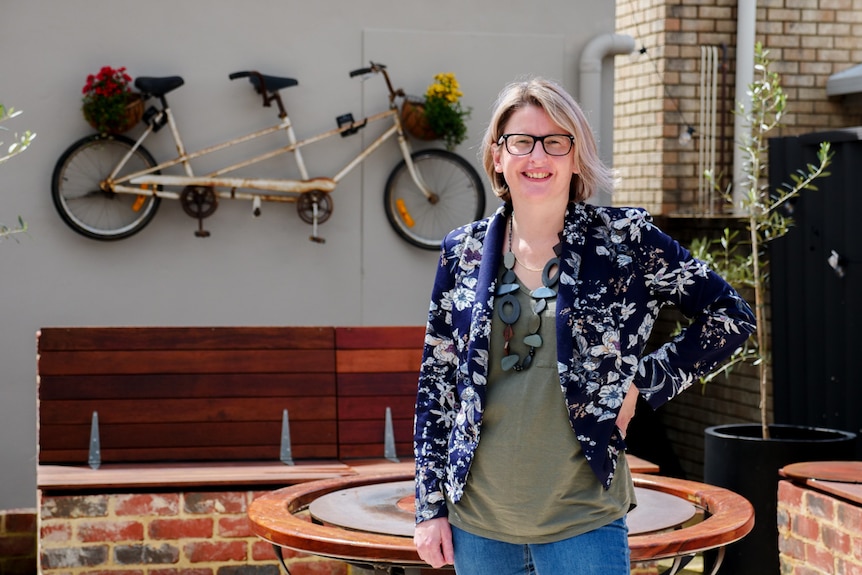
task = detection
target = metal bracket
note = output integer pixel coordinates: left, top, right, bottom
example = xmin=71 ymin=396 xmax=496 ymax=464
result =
xmin=88 ymin=411 xmax=101 ymax=470
xmin=280 ymin=409 xmax=294 ymax=465
xmin=384 ymin=407 xmax=399 ymax=463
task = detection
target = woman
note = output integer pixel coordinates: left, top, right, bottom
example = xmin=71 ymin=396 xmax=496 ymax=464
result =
xmin=413 ymin=77 xmax=755 ymax=574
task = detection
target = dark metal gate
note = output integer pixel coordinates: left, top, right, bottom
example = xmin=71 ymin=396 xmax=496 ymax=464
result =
xmin=769 ymin=128 xmax=862 ymax=456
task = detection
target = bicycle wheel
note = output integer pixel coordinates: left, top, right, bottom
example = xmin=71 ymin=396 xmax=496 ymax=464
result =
xmin=384 ymin=149 xmax=485 ymax=250
xmin=52 ymin=134 xmax=161 ymax=240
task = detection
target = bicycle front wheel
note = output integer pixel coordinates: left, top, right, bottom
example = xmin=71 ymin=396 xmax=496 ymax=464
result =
xmin=384 ymin=149 xmax=485 ymax=250
xmin=52 ymin=134 xmax=161 ymax=240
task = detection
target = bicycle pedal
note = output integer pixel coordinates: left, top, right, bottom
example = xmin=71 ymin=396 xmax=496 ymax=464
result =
xmin=309 ymin=236 xmax=326 ymax=244
xmin=336 ymin=113 xmax=363 ymax=137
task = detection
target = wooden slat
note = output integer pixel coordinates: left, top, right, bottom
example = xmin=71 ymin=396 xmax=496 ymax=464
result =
xmin=335 ymin=326 xmax=424 ymax=350
xmin=40 ymin=421 xmax=337 ymax=450
xmin=39 ymin=373 xmax=336 ymax=400
xmin=338 ymin=442 xmax=413 ymax=459
xmin=337 ymin=396 xmax=415 ymax=420
xmin=38 ymin=349 xmax=334 ymax=376
xmin=37 ymin=461 xmax=354 ymax=490
xmin=338 ymin=420 xmax=413 ymax=445
xmin=335 ymin=349 xmax=422 ymax=374
xmin=337 ymin=373 xmax=417 ymax=397
xmin=37 ymin=326 xmax=334 ymax=351
xmin=39 ymin=397 xmax=336 ymax=425
xmin=38 ymin=443 xmax=339 ymax=464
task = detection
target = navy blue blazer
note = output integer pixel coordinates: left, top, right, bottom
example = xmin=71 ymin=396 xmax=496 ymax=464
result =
xmin=413 ymin=202 xmax=755 ymax=523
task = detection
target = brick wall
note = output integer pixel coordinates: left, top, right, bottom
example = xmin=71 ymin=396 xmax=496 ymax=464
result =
xmin=614 ymin=0 xmax=862 ymax=213
xmin=38 ymin=489 xmax=348 ymax=575
xmin=777 ymin=480 xmax=862 ymax=575
xmin=0 ymin=507 xmax=37 ymax=575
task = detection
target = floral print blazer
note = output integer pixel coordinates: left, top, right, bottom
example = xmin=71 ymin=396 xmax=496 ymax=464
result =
xmin=413 ymin=202 xmax=756 ymax=524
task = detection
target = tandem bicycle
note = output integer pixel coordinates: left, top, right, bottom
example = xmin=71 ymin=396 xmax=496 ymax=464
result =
xmin=51 ymin=62 xmax=486 ymax=249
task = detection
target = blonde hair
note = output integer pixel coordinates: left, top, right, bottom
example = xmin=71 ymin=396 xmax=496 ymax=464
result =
xmin=480 ymin=77 xmax=614 ymax=203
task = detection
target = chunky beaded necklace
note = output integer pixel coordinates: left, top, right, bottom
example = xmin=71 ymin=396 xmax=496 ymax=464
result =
xmin=495 ymin=215 xmax=562 ymax=372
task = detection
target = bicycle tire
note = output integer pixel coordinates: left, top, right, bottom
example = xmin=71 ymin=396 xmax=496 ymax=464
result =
xmin=384 ymin=149 xmax=485 ymax=250
xmin=52 ymin=134 xmax=162 ymax=240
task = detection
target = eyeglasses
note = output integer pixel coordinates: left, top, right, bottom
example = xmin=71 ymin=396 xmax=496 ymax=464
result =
xmin=497 ymin=133 xmax=575 ymax=156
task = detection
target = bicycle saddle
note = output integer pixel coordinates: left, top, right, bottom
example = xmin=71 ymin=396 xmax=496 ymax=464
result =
xmin=135 ymin=76 xmax=185 ymax=97
xmin=229 ymin=71 xmax=298 ymax=93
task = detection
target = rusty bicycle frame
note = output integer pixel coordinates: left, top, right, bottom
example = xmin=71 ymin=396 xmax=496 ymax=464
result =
xmin=110 ymin=63 xmax=434 ymax=241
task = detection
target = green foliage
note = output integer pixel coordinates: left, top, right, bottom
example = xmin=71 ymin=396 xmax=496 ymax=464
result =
xmin=0 ymin=103 xmax=36 ymax=164
xmin=1 ymin=102 xmax=34 ymax=241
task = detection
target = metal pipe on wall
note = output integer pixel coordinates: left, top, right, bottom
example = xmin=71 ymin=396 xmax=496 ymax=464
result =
xmin=733 ymin=0 xmax=758 ymax=212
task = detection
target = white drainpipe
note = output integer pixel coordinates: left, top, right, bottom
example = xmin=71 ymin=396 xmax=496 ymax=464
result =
xmin=733 ymin=0 xmax=758 ymax=212
xmin=579 ymin=33 xmax=636 ymax=181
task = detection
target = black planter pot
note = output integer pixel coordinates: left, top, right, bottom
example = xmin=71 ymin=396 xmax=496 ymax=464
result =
xmin=704 ymin=423 xmax=857 ymax=575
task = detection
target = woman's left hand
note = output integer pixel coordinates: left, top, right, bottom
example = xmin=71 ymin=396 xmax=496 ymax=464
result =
xmin=616 ymin=386 xmax=639 ymax=438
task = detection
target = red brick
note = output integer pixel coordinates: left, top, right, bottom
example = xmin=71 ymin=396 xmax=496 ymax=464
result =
xmin=41 ymin=523 xmax=72 ymax=542
xmin=217 ymin=517 xmax=252 ymax=538
xmin=252 ymin=540 xmax=282 ymax=561
xmin=838 ymin=500 xmax=862 ymax=532
xmin=41 ymin=495 xmax=109 ymax=519
xmin=183 ymin=540 xmax=246 ymax=563
xmin=183 ymin=492 xmax=246 ymax=515
xmin=287 ymin=559 xmax=349 ymax=575
xmin=779 ymin=480 xmax=805 ymax=510
xmin=115 ymin=494 xmax=180 ymax=517
xmin=80 ymin=571 xmax=145 ymax=575
xmin=779 ymin=533 xmax=806 ymax=560
xmin=805 ymin=492 xmax=836 ymax=521
xmin=149 ymin=518 xmax=214 ymax=540
xmin=150 ymin=569 xmax=213 ymax=575
xmin=806 ymin=542 xmax=836 ymax=574
xmin=822 ymin=524 xmax=851 ymax=555
xmin=793 ymin=514 xmax=821 ymax=541
xmin=78 ymin=520 xmax=144 ymax=543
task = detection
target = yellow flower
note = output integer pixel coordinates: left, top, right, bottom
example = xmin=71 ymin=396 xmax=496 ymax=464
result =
xmin=416 ymin=72 xmax=471 ymax=151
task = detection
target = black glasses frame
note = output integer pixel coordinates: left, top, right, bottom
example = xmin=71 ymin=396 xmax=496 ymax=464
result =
xmin=497 ymin=133 xmax=575 ymax=156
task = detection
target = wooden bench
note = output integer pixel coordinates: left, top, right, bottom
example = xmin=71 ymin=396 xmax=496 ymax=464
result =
xmin=36 ymin=325 xmax=425 ymax=490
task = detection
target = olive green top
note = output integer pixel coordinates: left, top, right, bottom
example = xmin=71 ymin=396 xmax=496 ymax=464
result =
xmin=447 ymin=268 xmax=635 ymax=544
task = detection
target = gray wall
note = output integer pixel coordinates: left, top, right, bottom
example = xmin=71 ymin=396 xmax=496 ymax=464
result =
xmin=0 ymin=0 xmax=617 ymax=508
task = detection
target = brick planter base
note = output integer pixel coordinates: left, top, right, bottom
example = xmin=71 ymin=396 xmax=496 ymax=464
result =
xmin=778 ymin=480 xmax=862 ymax=575
xmin=38 ymin=489 xmax=348 ymax=575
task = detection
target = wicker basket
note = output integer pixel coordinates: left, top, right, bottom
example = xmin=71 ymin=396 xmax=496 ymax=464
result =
xmin=400 ymin=98 xmax=439 ymax=141
xmin=85 ymin=94 xmax=144 ymax=134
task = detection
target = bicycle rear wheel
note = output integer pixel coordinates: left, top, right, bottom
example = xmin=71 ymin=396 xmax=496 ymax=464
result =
xmin=52 ymin=134 xmax=161 ymax=240
xmin=384 ymin=149 xmax=485 ymax=250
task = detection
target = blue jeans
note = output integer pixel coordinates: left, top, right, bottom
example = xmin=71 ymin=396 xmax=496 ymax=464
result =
xmin=450 ymin=517 xmax=630 ymax=575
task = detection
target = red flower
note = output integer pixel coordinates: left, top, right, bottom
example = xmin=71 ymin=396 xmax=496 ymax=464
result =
xmin=81 ymin=65 xmax=139 ymax=134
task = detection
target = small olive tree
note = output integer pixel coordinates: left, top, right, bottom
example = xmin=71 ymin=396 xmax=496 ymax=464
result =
xmin=0 ymin=102 xmax=35 ymax=239
xmin=692 ymin=43 xmax=833 ymax=439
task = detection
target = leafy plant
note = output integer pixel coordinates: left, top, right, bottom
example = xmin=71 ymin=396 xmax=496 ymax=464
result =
xmin=81 ymin=66 xmax=138 ymax=134
xmin=423 ymin=72 xmax=471 ymax=151
xmin=1 ymin=102 xmax=34 ymax=240
xmin=696 ymin=43 xmax=833 ymax=439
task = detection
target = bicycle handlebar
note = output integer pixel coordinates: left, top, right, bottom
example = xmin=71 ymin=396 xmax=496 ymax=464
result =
xmin=349 ymin=67 xmax=373 ymax=78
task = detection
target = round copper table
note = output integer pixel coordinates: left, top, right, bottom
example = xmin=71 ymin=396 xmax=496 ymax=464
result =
xmin=249 ymin=472 xmax=754 ymax=575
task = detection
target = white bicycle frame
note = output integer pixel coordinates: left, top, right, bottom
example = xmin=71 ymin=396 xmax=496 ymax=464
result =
xmin=111 ymin=93 xmax=435 ymax=209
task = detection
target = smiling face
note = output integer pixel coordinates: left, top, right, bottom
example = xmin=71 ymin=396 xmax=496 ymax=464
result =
xmin=492 ymin=104 xmax=579 ymax=210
